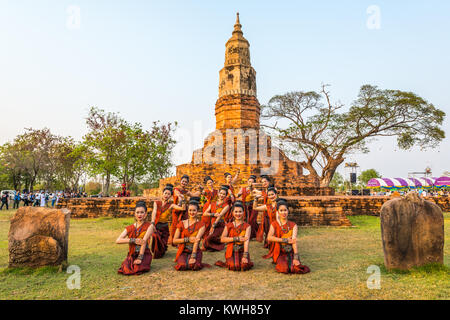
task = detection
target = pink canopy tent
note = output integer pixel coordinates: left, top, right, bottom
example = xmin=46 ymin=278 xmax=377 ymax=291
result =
xmin=367 ymin=177 xmax=449 ymax=189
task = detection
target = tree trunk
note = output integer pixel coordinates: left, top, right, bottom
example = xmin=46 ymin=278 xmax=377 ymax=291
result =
xmin=104 ymin=172 xmax=110 ymax=196
xmin=320 ymin=157 xmax=345 ymax=188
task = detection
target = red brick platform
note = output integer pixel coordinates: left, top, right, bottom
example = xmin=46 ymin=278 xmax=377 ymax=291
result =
xmin=56 ymin=196 xmax=450 ymax=227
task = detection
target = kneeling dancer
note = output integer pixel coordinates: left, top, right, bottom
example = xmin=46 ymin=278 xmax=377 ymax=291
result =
xmin=215 ymin=201 xmax=253 ymax=271
xmin=173 ymin=200 xmax=209 ymax=271
xmin=267 ymin=199 xmax=310 ymax=274
xmin=202 ymin=185 xmax=231 ymax=251
xmin=142 ymin=184 xmax=185 ymax=259
xmin=117 ymin=201 xmax=153 ymax=275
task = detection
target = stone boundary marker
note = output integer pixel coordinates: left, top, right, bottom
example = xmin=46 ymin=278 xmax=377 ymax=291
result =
xmin=8 ymin=207 xmax=71 ymax=268
xmin=381 ymin=192 xmax=444 ymax=270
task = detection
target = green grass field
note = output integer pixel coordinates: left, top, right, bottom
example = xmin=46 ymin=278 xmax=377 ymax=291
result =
xmin=0 ymin=208 xmax=449 ymax=300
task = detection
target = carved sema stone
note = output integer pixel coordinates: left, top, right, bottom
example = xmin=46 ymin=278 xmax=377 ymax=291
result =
xmin=8 ymin=207 xmax=71 ymax=268
xmin=380 ymin=192 xmax=444 ymax=270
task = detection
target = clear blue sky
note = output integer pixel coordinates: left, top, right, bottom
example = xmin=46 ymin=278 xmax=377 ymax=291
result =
xmin=1 ymin=0 xmax=449 ymax=178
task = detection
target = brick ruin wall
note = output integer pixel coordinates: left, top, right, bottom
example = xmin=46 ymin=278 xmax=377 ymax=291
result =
xmin=56 ymin=196 xmax=450 ymax=227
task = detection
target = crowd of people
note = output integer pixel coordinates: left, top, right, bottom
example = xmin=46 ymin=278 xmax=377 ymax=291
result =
xmin=116 ymin=170 xmax=311 ymax=276
xmin=0 ymin=190 xmax=89 ymax=210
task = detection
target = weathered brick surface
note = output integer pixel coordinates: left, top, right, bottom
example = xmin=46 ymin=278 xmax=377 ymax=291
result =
xmin=55 ymin=196 xmax=449 ymax=225
xmin=215 ymin=94 xmax=260 ymax=129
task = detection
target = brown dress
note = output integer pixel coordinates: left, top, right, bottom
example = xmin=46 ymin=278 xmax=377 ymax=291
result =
xmin=240 ymin=187 xmax=258 ymax=239
xmin=271 ymin=221 xmax=310 ymax=274
xmin=118 ymin=222 xmax=152 ymax=275
xmin=174 ymin=220 xmax=210 ymax=271
xmin=215 ymin=222 xmax=254 ymax=271
xmin=151 ymin=200 xmax=171 ymax=258
xmin=170 ymin=187 xmax=189 ymax=245
xmin=203 ymin=200 xmax=228 ymax=251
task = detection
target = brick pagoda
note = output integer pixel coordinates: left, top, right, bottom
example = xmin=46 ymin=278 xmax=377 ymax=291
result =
xmin=154 ymin=13 xmax=333 ymax=196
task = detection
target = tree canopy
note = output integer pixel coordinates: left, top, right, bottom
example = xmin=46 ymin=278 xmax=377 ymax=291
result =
xmin=261 ymin=84 xmax=445 ymax=187
xmin=358 ymin=169 xmax=381 ymax=186
xmin=0 ymin=108 xmax=177 ymax=195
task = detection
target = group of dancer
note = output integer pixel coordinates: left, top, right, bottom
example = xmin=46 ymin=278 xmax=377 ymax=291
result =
xmin=116 ymin=170 xmax=310 ymax=276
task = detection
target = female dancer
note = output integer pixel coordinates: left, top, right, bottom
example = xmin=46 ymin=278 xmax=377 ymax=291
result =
xmin=215 ymin=201 xmax=253 ymax=271
xmin=173 ymin=200 xmax=209 ymax=271
xmin=236 ymin=175 xmax=258 ymax=239
xmin=140 ymin=185 xmax=185 ymax=259
xmin=200 ymin=176 xmax=218 ymax=214
xmin=202 ymin=186 xmax=231 ymax=251
xmin=253 ymin=187 xmax=279 ymax=258
xmin=224 ymin=169 xmax=240 ymax=203
xmin=169 ymin=174 xmax=199 ymax=245
xmin=259 ymin=175 xmax=273 ymax=205
xmin=267 ymin=199 xmax=310 ymax=274
xmin=117 ymin=201 xmax=153 ymax=275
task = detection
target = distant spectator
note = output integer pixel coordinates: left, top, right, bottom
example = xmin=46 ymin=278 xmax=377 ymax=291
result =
xmin=33 ymin=192 xmax=40 ymax=207
xmin=45 ymin=192 xmax=50 ymax=207
xmin=51 ymin=193 xmax=57 ymax=207
xmin=13 ymin=191 xmax=21 ymax=209
xmin=1 ymin=192 xmax=9 ymax=210
xmin=40 ymin=191 xmax=46 ymax=207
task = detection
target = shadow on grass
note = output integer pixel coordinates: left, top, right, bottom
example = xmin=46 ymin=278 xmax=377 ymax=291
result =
xmin=380 ymin=262 xmax=450 ymax=275
xmin=0 ymin=265 xmax=60 ymax=276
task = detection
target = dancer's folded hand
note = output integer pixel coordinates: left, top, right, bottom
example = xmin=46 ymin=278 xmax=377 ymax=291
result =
xmin=135 ymin=238 xmax=145 ymax=245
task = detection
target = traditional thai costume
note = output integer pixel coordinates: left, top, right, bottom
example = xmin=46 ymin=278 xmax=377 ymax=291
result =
xmin=240 ymin=187 xmax=258 ymax=239
xmin=203 ymin=200 xmax=228 ymax=251
xmin=170 ymin=187 xmax=189 ymax=245
xmin=203 ymin=188 xmax=218 ymax=214
xmin=271 ymin=221 xmax=310 ymax=274
xmin=256 ymin=190 xmax=272 ymax=248
xmin=174 ymin=220 xmax=210 ymax=271
xmin=215 ymin=222 xmax=253 ymax=271
xmin=118 ymin=222 xmax=152 ymax=275
xmin=151 ymin=200 xmax=171 ymax=258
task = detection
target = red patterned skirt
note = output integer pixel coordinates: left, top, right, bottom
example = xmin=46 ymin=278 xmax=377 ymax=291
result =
xmin=174 ymin=250 xmax=210 ymax=271
xmin=245 ymin=202 xmax=258 ymax=240
xmin=215 ymin=247 xmax=254 ymax=272
xmin=117 ymin=249 xmax=152 ymax=275
xmin=151 ymin=222 xmax=169 ymax=259
xmin=203 ymin=220 xmax=225 ymax=251
xmin=275 ymin=249 xmax=310 ymax=274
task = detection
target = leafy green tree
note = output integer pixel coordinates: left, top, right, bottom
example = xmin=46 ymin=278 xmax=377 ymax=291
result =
xmin=358 ymin=169 xmax=381 ymax=186
xmin=261 ymin=84 xmax=445 ymax=187
xmin=83 ymin=107 xmax=126 ymax=195
xmin=51 ymin=139 xmax=89 ymax=191
xmin=0 ymin=128 xmax=59 ymax=191
xmin=83 ymin=107 xmax=177 ymax=194
xmin=114 ymin=121 xmax=176 ymax=189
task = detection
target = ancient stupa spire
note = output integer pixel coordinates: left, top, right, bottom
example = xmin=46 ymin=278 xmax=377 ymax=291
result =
xmin=233 ymin=12 xmax=243 ymax=36
xmin=215 ymin=13 xmax=260 ymax=129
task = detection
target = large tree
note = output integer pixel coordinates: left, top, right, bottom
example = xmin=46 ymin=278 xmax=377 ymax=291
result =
xmin=83 ymin=107 xmax=177 ymax=194
xmin=114 ymin=121 xmax=177 ymax=189
xmin=0 ymin=128 xmax=59 ymax=191
xmin=261 ymin=84 xmax=445 ymax=187
xmin=83 ymin=107 xmax=126 ymax=196
xmin=51 ymin=138 xmax=89 ymax=191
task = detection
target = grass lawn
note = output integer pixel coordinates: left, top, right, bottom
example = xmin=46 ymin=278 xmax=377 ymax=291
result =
xmin=0 ymin=208 xmax=449 ymax=300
